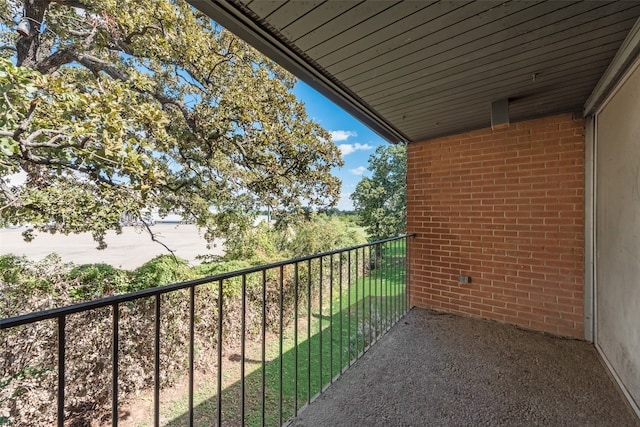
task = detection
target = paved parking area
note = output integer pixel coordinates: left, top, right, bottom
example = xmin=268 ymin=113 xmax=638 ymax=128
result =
xmin=0 ymin=224 xmax=224 ymax=269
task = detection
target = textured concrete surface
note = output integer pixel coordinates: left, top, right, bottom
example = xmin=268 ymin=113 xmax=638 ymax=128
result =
xmin=291 ymin=308 xmax=639 ymax=427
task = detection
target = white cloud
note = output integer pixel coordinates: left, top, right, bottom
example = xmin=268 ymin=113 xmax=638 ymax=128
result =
xmin=337 ymin=193 xmax=354 ymax=211
xmin=338 ymin=142 xmax=373 ymax=156
xmin=350 ymin=166 xmax=366 ymax=176
xmin=330 ymin=130 xmax=357 ymax=142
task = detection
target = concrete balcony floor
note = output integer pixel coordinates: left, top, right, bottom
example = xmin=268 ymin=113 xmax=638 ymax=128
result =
xmin=291 ymin=308 xmax=639 ymax=426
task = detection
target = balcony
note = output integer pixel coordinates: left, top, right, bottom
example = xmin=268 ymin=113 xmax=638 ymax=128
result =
xmin=2 ymin=235 xmax=637 ymax=426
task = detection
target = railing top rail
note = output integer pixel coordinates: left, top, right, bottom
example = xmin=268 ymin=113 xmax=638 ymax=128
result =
xmin=0 ymin=233 xmax=415 ymax=329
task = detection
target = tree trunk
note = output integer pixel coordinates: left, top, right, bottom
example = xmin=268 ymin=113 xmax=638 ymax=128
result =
xmin=16 ymin=0 xmax=50 ymax=68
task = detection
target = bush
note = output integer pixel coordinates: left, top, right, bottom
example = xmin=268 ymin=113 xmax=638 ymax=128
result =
xmin=286 ymin=213 xmax=365 ymax=257
xmin=66 ymin=263 xmax=132 ymax=300
xmin=132 ymin=255 xmax=194 ymax=291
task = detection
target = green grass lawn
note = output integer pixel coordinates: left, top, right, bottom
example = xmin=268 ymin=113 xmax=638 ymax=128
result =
xmin=163 ymin=241 xmax=408 ymax=426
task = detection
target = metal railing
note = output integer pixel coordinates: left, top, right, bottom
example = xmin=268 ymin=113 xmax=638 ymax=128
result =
xmin=1 ymin=234 xmax=414 ymax=426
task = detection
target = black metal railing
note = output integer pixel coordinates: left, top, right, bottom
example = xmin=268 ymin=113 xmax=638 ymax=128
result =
xmin=0 ymin=234 xmax=414 ymax=426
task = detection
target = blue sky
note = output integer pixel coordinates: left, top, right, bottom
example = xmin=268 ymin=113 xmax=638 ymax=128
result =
xmin=293 ymin=82 xmax=387 ymax=211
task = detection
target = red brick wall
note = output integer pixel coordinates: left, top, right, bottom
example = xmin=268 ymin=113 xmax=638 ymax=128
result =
xmin=407 ymin=113 xmax=585 ymax=338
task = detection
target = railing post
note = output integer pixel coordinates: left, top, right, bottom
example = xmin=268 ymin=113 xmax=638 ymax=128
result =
xmin=319 ymin=256 xmax=323 ymax=393
xmin=188 ymin=286 xmax=195 ymax=427
xmin=241 ymin=274 xmax=246 ymax=424
xmin=329 ymin=254 xmax=334 ymax=382
xmin=294 ymin=262 xmax=299 ymax=415
xmin=217 ymin=279 xmax=223 ymax=427
xmin=57 ymin=315 xmax=66 ymax=427
xmin=154 ymin=295 xmax=160 ymax=427
xmin=307 ymin=258 xmax=311 ymax=405
xmin=112 ymin=304 xmax=119 ymax=427
xmin=261 ymin=269 xmax=267 ymax=427
xmin=278 ymin=266 xmax=284 ymax=426
xmin=347 ymin=250 xmax=351 ymax=366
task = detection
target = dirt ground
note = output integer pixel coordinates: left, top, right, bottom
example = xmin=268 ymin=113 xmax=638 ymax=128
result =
xmin=0 ymin=224 xmax=224 ymax=270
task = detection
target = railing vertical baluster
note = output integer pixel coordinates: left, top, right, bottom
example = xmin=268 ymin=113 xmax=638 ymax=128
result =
xmin=294 ymin=262 xmax=299 ymax=415
xmin=375 ymin=244 xmax=379 ymax=341
xmin=217 ymin=279 xmax=223 ymax=427
xmin=398 ymin=240 xmax=401 ymax=318
xmin=397 ymin=239 xmax=401 ymax=318
xmin=189 ymin=286 xmax=195 ymax=426
xmin=347 ymin=250 xmax=351 ymax=365
xmin=389 ymin=242 xmax=393 ymax=329
xmin=241 ymin=274 xmax=246 ymax=425
xmin=392 ymin=239 xmax=397 ymax=323
xmin=112 ymin=303 xmax=119 ymax=427
xmin=154 ymin=295 xmax=161 ymax=427
xmin=278 ymin=265 xmax=284 ymax=427
xmin=307 ymin=258 xmax=311 ymax=405
xmin=393 ymin=240 xmax=397 ymax=320
xmin=380 ymin=244 xmax=389 ymax=332
xmin=261 ymin=269 xmax=267 ymax=427
xmin=374 ymin=244 xmax=383 ymax=339
xmin=388 ymin=242 xmax=392 ymax=328
xmin=355 ymin=249 xmax=358 ymax=355
xmin=319 ymin=256 xmax=323 ymax=393
xmin=329 ymin=254 xmax=334 ymax=382
xmin=57 ymin=315 xmax=65 ymax=427
xmin=406 ymin=236 xmax=410 ymax=313
xmin=368 ymin=245 xmax=372 ymax=347
xmin=339 ymin=254 xmax=343 ymax=372
xmin=388 ymin=241 xmax=391 ymax=328
xmin=396 ymin=241 xmax=404 ymax=320
xmin=362 ymin=247 xmax=366 ymax=350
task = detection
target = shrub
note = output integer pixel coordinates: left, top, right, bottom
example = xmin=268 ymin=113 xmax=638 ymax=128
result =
xmin=131 ymin=255 xmax=194 ymax=291
xmin=66 ymin=263 xmax=132 ymax=300
xmin=286 ymin=213 xmax=365 ymax=257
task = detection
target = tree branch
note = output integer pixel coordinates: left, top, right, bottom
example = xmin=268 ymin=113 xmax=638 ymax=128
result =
xmin=124 ymin=25 xmax=162 ymax=44
xmin=51 ymin=0 xmax=90 ymax=9
xmin=18 ymin=150 xmax=117 ymax=186
xmin=0 ymin=179 xmax=20 ymax=208
xmin=141 ymin=219 xmax=178 ymax=261
xmin=14 ymin=102 xmax=39 ymax=140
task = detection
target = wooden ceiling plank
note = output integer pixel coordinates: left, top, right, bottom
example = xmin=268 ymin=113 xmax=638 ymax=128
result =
xmin=348 ymin=0 xmax=640 ymax=89
xmin=294 ymin=1 xmax=398 ymax=52
xmin=363 ymin=21 xmax=633 ymax=106
xmin=318 ymin=1 xmax=485 ymax=68
xmin=393 ymin=69 xmax=607 ymax=130
xmin=244 ymin=0 xmax=286 ymax=18
xmin=354 ymin=2 xmax=640 ymax=96
xmin=385 ymin=56 xmax=614 ymax=121
xmin=265 ymin=1 xmax=325 ymax=33
xmin=404 ymin=81 xmax=595 ymax=140
xmin=306 ymin=1 xmax=432 ymax=60
xmin=343 ymin=1 xmax=622 ymax=85
xmin=403 ymin=88 xmax=590 ymax=141
xmin=280 ymin=1 xmax=359 ymax=43
xmin=370 ymin=29 xmax=628 ymax=112
xmin=390 ymin=63 xmax=608 ymax=124
xmin=329 ymin=0 xmax=555 ymax=80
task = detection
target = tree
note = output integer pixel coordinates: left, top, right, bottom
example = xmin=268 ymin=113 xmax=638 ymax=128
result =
xmin=0 ymin=0 xmax=342 ymax=248
xmin=351 ymin=144 xmax=406 ymax=240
